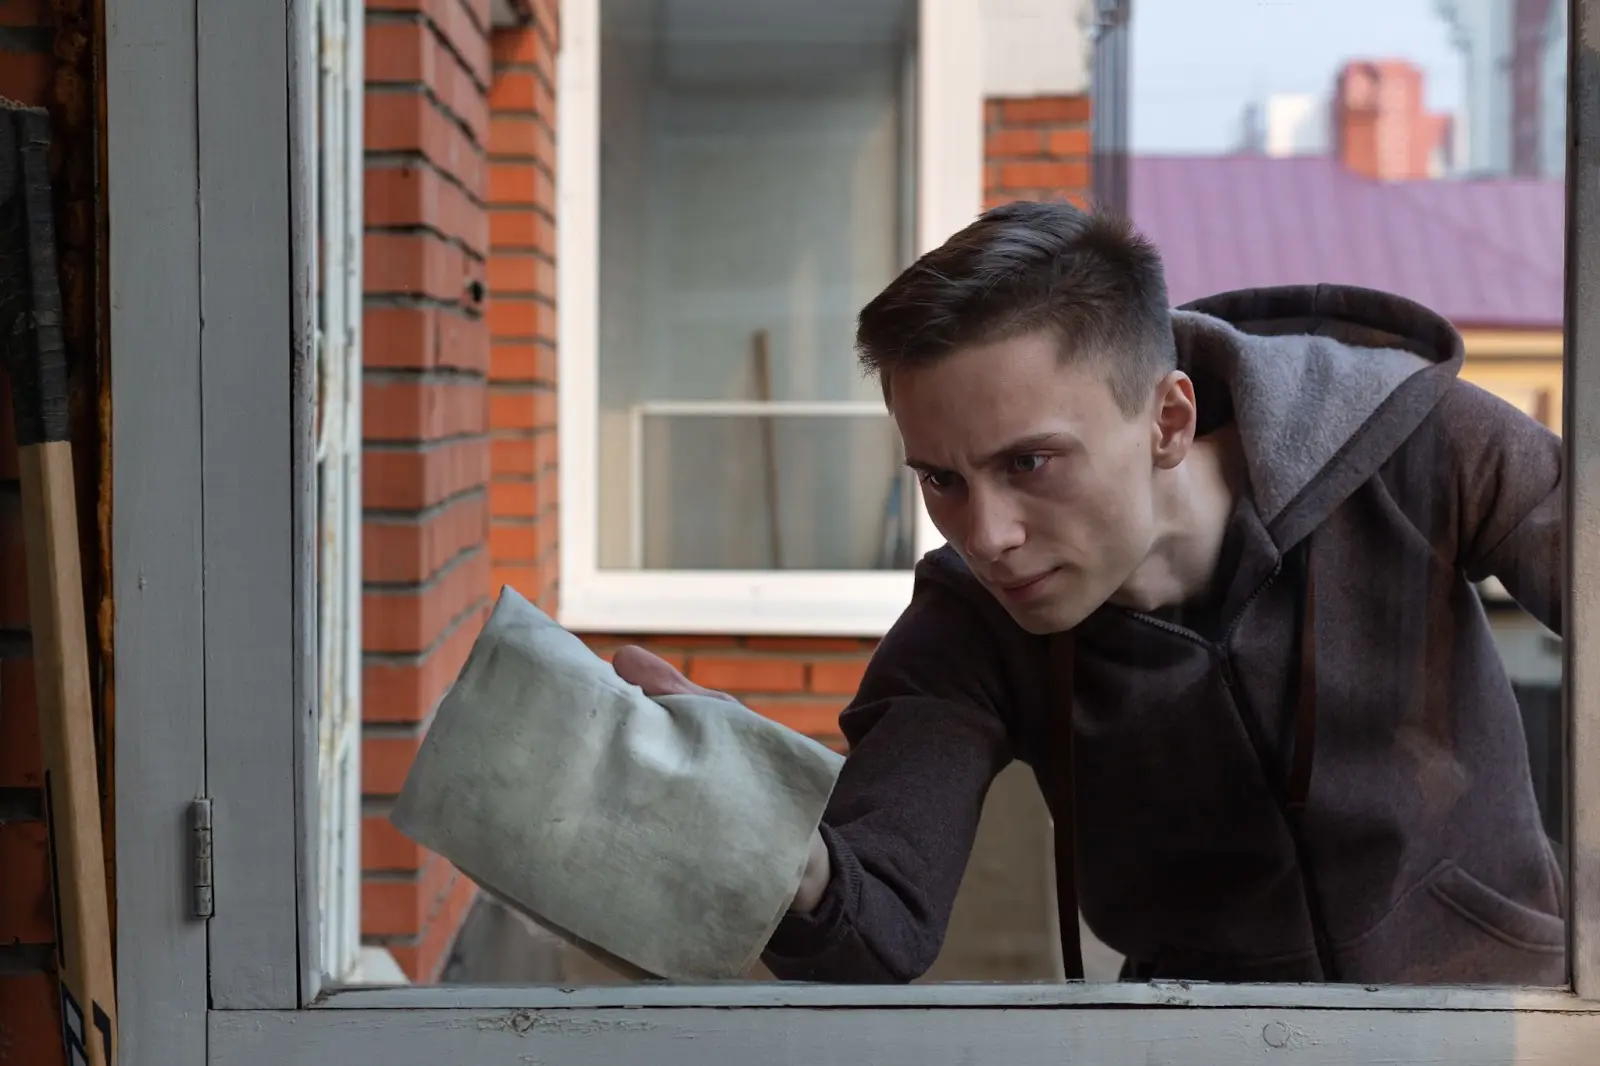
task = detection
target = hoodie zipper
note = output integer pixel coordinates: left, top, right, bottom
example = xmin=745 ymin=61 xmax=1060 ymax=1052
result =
xmin=1115 ymin=553 xmax=1338 ymax=978
xmin=1121 ymin=555 xmax=1286 ymax=671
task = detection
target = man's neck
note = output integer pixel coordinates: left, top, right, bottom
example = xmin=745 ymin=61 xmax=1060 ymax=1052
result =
xmin=1109 ymin=429 xmax=1242 ymax=613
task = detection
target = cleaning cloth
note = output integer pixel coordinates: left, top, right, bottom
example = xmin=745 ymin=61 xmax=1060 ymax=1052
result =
xmin=390 ymin=586 xmax=845 ymax=981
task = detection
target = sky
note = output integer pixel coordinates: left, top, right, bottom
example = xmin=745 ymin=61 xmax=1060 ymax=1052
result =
xmin=1129 ymin=0 xmax=1465 ymax=153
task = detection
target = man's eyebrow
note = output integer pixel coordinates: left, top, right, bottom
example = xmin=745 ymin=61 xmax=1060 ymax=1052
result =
xmin=904 ymin=432 xmax=1076 ymax=472
xmin=986 ymin=432 xmax=1074 ymax=461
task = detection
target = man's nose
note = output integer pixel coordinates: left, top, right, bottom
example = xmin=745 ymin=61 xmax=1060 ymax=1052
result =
xmin=962 ymin=488 xmax=1026 ymax=562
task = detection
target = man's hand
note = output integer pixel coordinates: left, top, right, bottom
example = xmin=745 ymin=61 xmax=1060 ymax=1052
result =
xmin=611 ymin=645 xmax=831 ymax=915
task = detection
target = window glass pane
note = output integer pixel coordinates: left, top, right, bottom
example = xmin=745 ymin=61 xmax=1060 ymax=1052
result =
xmin=595 ymin=0 xmax=918 ymax=571
xmin=375 ymin=0 xmax=1576 ymax=994
xmin=633 ymin=411 xmax=914 ymax=570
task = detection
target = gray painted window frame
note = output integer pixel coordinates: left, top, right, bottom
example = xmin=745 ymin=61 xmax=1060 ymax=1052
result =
xmin=106 ymin=0 xmax=1600 ymax=1061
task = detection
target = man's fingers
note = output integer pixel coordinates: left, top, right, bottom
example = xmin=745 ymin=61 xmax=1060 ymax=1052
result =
xmin=613 ymin=644 xmax=735 ymax=702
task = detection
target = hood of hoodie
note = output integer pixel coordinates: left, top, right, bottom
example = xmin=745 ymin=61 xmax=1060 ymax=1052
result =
xmin=1173 ymin=284 xmax=1465 ymax=546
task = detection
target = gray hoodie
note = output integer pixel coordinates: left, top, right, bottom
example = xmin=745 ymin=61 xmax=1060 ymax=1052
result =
xmin=762 ymin=284 xmax=1566 ymax=986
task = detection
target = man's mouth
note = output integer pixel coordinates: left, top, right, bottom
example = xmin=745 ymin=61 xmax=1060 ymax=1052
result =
xmin=991 ymin=569 xmax=1057 ymax=600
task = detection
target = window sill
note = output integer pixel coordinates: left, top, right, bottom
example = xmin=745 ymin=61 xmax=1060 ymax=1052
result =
xmin=556 ymin=569 xmax=917 ymax=637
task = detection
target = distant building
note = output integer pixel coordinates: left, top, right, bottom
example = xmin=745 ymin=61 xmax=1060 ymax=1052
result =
xmin=1436 ymin=0 xmax=1566 ymax=177
xmin=1541 ymin=0 xmax=1567 ymax=178
xmin=1264 ymin=93 xmax=1329 ymax=157
xmin=1233 ymin=63 xmax=1453 ymax=180
xmin=1332 ymin=59 xmax=1455 ymax=180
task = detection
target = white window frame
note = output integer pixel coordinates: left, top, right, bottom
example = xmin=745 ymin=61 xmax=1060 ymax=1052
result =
xmin=309 ymin=0 xmax=366 ymax=990
xmin=554 ymin=0 xmax=978 ymax=637
xmin=108 ymin=0 xmax=1600 ymax=1062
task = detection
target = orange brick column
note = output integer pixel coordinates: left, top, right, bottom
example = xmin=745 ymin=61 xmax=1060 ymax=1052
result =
xmin=578 ymin=636 xmax=875 ymax=752
xmin=487 ymin=3 xmax=560 ymax=613
xmin=984 ymin=95 xmax=1093 ymax=210
xmin=359 ymin=0 xmax=496 ymax=982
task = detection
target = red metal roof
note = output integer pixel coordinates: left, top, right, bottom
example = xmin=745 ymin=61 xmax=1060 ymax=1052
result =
xmin=1129 ymin=155 xmax=1566 ymax=329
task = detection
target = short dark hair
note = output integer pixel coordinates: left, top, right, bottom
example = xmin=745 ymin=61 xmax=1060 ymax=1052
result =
xmin=856 ymin=200 xmax=1176 ymax=415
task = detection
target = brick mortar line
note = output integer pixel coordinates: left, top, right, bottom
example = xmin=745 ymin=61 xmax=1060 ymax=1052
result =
xmin=363 ymin=435 xmax=492 ymax=453
xmin=365 ymin=222 xmax=489 ymax=265
xmin=485 ymin=249 xmax=557 ymax=266
xmin=486 ymin=102 xmax=556 ymax=129
xmin=455 ymin=0 xmax=491 ymax=39
xmin=486 ymin=108 xmax=555 ymax=137
xmin=365 ymin=525 xmax=488 ymax=572
xmin=486 ymin=334 xmax=555 ymax=347
xmin=361 ymin=932 xmax=422 ymax=948
xmin=362 ymin=430 xmax=490 ymax=452
xmin=485 ymin=154 xmax=555 ymax=181
xmin=363 ymin=720 xmax=430 ymax=740
xmin=361 ymin=673 xmax=464 ymax=734
xmin=481 ymin=379 xmax=554 ymax=391
xmin=365 ymin=433 xmax=493 ymax=450
xmin=483 ymin=292 xmax=556 ymax=306
xmin=365 ymin=485 xmax=488 ymax=523
xmin=361 ymin=599 xmax=490 ymax=666
xmin=483 ymin=293 xmax=557 ymax=307
xmin=487 ymin=199 xmax=556 ymax=218
xmin=482 ymin=297 xmax=556 ymax=311
xmin=361 ymin=866 xmax=424 ymax=879
xmin=487 ymin=429 xmax=554 ymax=440
xmin=484 ymin=247 xmax=556 ymax=264
xmin=364 ymin=294 xmax=489 ymax=316
xmin=364 ymin=541 xmax=484 ymax=595
xmin=486 ymin=340 xmax=555 ymax=352
xmin=365 ymin=82 xmax=486 ymax=152
xmin=367 ymin=150 xmax=488 ymax=207
xmin=368 ymin=9 xmax=492 ymax=97
xmin=365 ymin=365 xmax=488 ymax=384
xmin=364 ymin=93 xmax=489 ymax=176
xmin=362 ymin=796 xmax=397 ymax=816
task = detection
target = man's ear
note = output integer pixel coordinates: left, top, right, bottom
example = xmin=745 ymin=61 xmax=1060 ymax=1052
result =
xmin=1150 ymin=370 xmax=1197 ymax=470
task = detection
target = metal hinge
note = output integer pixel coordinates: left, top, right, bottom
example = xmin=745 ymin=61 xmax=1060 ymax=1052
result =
xmin=190 ymin=798 xmax=214 ymax=920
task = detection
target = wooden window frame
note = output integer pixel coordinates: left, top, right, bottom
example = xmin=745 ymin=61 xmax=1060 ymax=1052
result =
xmin=109 ymin=0 xmax=1600 ymax=1061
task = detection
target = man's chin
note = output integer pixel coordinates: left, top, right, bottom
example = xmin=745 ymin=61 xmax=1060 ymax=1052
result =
xmin=997 ymin=597 xmax=1092 ymax=636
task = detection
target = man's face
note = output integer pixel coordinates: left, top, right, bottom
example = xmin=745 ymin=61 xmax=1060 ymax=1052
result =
xmin=890 ymin=330 xmax=1184 ymax=634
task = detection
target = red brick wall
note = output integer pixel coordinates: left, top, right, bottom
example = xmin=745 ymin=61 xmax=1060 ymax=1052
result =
xmin=359 ymin=0 xmax=558 ymax=984
xmin=0 ymin=0 xmax=103 ymax=1061
xmin=361 ymin=0 xmax=497 ymax=983
xmin=577 ymin=636 xmax=877 ymax=751
xmin=486 ymin=4 xmax=560 ymax=612
xmin=984 ymin=95 xmax=1092 ymax=211
xmin=1332 ymin=60 xmax=1449 ymax=182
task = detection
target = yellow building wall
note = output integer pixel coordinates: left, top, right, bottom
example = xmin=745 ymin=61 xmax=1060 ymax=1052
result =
xmin=1457 ymin=330 xmax=1565 ymax=435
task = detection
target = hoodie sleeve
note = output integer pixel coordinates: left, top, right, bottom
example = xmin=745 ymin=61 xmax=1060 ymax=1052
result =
xmin=1427 ymin=377 xmax=1563 ymax=634
xmin=760 ymin=565 xmax=1017 ymax=983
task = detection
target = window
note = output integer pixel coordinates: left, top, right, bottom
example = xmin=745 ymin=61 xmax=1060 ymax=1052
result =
xmin=111 ymin=0 xmax=1600 ymax=1063
xmin=309 ymin=0 xmax=367 ymax=989
xmin=556 ymin=0 xmax=980 ymax=636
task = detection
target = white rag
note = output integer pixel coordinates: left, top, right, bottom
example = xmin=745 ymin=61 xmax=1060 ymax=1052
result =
xmin=389 ymin=586 xmax=845 ymax=982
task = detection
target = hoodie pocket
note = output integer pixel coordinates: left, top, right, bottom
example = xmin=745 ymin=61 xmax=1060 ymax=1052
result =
xmin=1333 ymin=860 xmax=1565 ymax=985
xmin=1426 ymin=861 xmax=1565 ymax=953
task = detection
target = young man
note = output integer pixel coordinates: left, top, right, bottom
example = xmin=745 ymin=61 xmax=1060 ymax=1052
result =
xmin=615 ymin=200 xmax=1566 ymax=985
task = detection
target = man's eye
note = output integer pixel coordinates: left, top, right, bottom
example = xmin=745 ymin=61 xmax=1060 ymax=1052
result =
xmin=1010 ymin=454 xmax=1049 ymax=475
xmin=918 ymin=470 xmax=956 ymax=490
